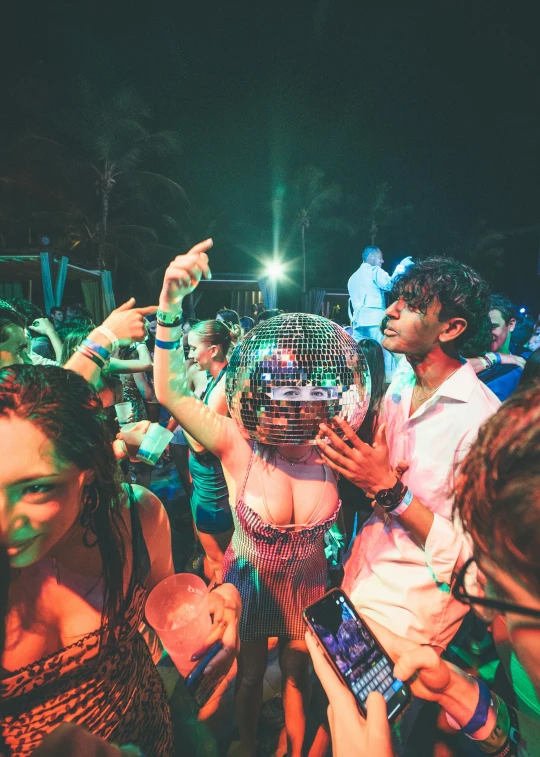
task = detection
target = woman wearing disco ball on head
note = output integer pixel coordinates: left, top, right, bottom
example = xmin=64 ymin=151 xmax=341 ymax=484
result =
xmin=154 ymin=240 xmax=371 ymax=757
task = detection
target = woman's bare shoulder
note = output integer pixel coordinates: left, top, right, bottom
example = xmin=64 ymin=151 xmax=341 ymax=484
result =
xmin=124 ymin=484 xmax=174 ymax=585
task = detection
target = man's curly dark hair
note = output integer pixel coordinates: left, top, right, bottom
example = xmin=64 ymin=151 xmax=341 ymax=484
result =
xmin=391 ymin=257 xmax=491 ymax=348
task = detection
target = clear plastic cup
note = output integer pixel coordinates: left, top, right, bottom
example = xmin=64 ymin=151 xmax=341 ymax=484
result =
xmin=115 ymin=401 xmax=134 ymax=426
xmin=136 ymin=423 xmax=174 ymax=466
xmin=145 ymin=573 xmax=212 ymax=676
xmin=119 ymin=422 xmax=147 ymax=460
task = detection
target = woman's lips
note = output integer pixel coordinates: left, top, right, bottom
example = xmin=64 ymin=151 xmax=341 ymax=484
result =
xmin=7 ymin=535 xmax=40 ymax=557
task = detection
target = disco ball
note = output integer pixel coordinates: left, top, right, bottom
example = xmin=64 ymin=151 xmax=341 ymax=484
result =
xmin=225 ymin=313 xmax=371 ymax=445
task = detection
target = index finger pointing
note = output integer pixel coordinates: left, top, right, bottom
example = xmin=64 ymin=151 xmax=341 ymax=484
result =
xmin=135 ymin=305 xmax=159 ymax=316
xmin=116 ymin=297 xmax=136 ymax=312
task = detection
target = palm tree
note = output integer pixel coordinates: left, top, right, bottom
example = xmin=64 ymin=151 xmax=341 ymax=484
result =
xmin=358 ymin=181 xmax=413 ymax=246
xmin=17 ymin=82 xmax=188 ymax=274
xmin=275 ymin=165 xmax=355 ymax=296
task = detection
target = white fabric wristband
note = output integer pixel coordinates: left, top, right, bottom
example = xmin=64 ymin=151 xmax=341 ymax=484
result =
xmin=391 ymin=487 xmax=413 ymax=517
xmin=95 ymin=325 xmax=119 ymax=353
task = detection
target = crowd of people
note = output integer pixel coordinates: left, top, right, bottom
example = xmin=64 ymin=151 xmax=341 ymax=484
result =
xmin=0 ymin=239 xmax=539 ymax=757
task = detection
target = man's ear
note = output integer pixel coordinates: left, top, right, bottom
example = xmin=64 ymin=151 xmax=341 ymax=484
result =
xmin=509 ymin=318 xmax=517 ymax=333
xmin=439 ymin=317 xmax=468 ymax=344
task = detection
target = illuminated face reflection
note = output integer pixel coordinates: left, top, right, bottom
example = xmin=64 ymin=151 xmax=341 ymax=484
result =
xmin=270 ymin=386 xmax=337 ymax=401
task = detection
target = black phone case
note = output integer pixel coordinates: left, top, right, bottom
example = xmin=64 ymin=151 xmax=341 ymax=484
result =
xmin=303 ymin=588 xmax=411 ymax=722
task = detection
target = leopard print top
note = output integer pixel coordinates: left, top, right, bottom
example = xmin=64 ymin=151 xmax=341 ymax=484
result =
xmin=0 ymin=496 xmax=173 ymax=757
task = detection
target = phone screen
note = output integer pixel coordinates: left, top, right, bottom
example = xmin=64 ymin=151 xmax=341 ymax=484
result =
xmin=304 ymin=589 xmax=410 ymax=720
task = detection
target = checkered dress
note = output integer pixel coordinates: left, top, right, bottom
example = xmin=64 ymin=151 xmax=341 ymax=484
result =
xmin=222 ymin=446 xmax=340 ymax=641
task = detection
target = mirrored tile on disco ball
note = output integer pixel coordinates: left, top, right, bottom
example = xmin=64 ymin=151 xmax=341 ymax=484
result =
xmin=225 ymin=313 xmax=371 ymax=445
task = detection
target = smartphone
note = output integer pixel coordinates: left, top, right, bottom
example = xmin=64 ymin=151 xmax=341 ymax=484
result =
xmin=184 ymin=641 xmax=224 ymax=707
xmin=303 ymin=589 xmax=411 ymax=722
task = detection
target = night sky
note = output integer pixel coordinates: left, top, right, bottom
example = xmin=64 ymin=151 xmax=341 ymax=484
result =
xmin=2 ymin=1 xmax=540 ymax=309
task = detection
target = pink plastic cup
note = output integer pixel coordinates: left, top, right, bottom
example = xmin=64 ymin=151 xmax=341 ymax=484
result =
xmin=145 ymin=573 xmax=212 ymax=676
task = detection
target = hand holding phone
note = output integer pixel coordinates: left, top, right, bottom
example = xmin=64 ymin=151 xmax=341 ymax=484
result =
xmin=305 ymin=633 xmax=395 ymax=757
xmin=185 ymin=641 xmax=225 ymax=707
xmin=303 ymin=589 xmax=411 ymax=722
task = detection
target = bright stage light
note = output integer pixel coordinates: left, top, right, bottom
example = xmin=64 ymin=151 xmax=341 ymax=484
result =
xmin=265 ymin=259 xmax=286 ymax=279
xmin=519 ymin=307 xmax=526 ymax=314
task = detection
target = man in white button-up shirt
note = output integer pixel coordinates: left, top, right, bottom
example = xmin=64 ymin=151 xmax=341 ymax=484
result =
xmin=348 ymin=247 xmax=412 ymax=380
xmin=319 ymin=257 xmax=500 ymax=650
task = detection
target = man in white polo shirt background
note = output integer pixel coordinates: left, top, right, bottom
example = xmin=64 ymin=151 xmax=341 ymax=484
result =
xmin=348 ymin=246 xmax=412 ymax=380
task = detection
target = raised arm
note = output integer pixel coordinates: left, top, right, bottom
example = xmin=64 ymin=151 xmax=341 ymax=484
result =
xmin=29 ymin=317 xmax=63 ymax=362
xmin=154 ymin=240 xmax=236 ymax=457
xmin=64 ymin=299 xmax=156 ymax=386
xmin=108 ymin=342 xmax=153 ymax=374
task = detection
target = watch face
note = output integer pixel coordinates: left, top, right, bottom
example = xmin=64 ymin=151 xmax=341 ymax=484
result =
xmin=379 ymin=493 xmax=395 ymax=508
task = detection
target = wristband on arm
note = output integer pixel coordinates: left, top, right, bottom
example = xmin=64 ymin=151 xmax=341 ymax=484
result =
xmin=155 ymin=338 xmax=181 ymax=350
xmin=157 ymin=309 xmax=183 ymax=327
xmin=391 ymin=487 xmax=413 ymax=517
xmin=82 ymin=339 xmax=111 ymax=361
xmin=467 ymin=691 xmax=520 ymax=756
xmin=76 ymin=346 xmax=105 ymax=369
xmin=95 ymin=325 xmax=119 ymax=353
xmin=487 ymin=351 xmax=502 ymax=365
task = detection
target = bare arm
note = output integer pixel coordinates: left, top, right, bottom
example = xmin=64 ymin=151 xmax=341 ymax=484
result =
xmin=131 ymin=484 xmax=174 ymax=589
xmin=29 ymin=318 xmax=63 ymax=362
xmin=132 ymin=370 xmax=154 ymax=402
xmin=108 ymin=342 xmax=153 ymax=374
xmin=108 ymin=357 xmax=153 ymax=373
xmin=466 ymin=354 xmax=526 ymax=373
xmin=64 ymin=300 xmax=156 ymax=386
xmin=154 ymin=241 xmax=236 ymax=457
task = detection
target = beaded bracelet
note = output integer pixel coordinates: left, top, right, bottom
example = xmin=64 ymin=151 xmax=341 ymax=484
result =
xmin=82 ymin=338 xmax=111 ymax=361
xmin=155 ymin=338 xmax=181 ymax=350
xmin=76 ymin=345 xmax=105 ymax=369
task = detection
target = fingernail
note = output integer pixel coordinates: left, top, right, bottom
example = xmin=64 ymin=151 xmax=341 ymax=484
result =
xmin=207 ymin=271 xmax=212 ymax=280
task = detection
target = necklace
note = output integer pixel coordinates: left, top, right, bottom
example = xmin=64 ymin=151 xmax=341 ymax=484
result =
xmin=412 ymin=364 xmax=462 ymax=402
xmin=276 ymin=447 xmax=314 ymax=465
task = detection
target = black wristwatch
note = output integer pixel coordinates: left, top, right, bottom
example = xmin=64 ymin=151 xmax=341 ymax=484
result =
xmin=374 ymin=478 xmax=407 ymax=512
